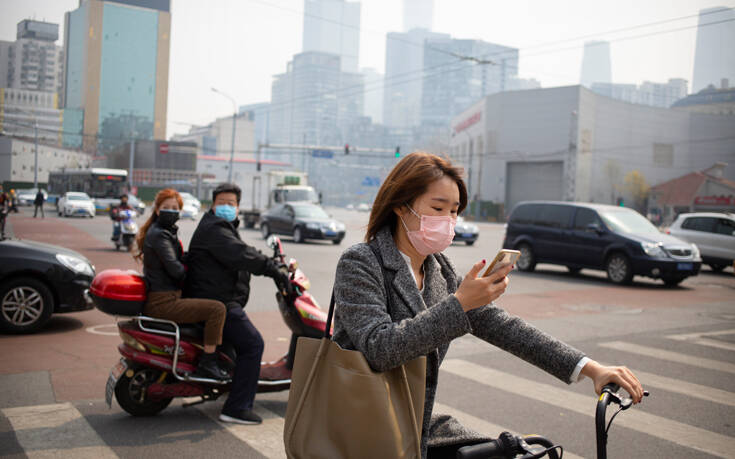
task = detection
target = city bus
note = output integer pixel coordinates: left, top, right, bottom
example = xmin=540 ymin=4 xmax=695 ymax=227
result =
xmin=47 ymin=168 xmax=128 ymax=213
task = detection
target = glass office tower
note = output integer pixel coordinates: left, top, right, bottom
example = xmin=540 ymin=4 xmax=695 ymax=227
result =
xmin=63 ymin=0 xmax=170 ymax=152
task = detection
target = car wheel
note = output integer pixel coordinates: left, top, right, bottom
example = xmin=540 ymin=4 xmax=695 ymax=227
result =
xmin=708 ymin=264 xmax=726 ymax=273
xmin=293 ymin=227 xmax=304 ymax=243
xmin=261 ymin=223 xmax=270 ymax=239
xmin=114 ymin=364 xmax=173 ymax=416
xmin=606 ymin=253 xmax=633 ymax=285
xmin=332 ymin=238 xmax=342 ymax=245
xmin=465 ymin=240 xmax=475 ymax=246
xmin=515 ymin=243 xmax=536 ymax=272
xmin=0 ymin=277 xmax=54 ymax=334
xmin=663 ymin=277 xmax=684 ymax=287
xmin=567 ymin=266 xmax=581 ymax=274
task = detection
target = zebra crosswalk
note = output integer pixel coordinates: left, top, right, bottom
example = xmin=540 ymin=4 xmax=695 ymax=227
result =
xmin=2 ymin=328 xmax=734 ymax=458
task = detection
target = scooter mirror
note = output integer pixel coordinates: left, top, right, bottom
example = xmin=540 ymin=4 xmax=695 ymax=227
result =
xmin=266 ymin=235 xmax=280 ymax=249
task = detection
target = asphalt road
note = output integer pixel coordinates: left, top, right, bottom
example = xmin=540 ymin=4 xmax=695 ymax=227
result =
xmin=1 ymin=205 xmax=734 ymax=458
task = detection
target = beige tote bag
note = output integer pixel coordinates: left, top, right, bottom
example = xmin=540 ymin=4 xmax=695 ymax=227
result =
xmin=284 ymin=245 xmax=426 ymax=459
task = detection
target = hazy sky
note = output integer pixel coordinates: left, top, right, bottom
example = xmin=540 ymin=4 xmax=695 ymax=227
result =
xmin=1 ymin=0 xmax=733 ymax=139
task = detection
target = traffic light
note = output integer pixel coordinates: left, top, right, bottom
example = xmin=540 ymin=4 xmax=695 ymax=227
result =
xmin=395 ymin=146 xmax=400 ymax=158
xmin=344 ymin=144 xmax=350 ymax=155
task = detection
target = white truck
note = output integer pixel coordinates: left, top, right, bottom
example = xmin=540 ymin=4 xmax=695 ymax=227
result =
xmin=239 ymin=171 xmax=320 ymax=228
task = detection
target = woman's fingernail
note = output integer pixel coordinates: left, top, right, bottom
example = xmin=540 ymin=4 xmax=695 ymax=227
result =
xmin=482 ymin=259 xmax=486 ymax=264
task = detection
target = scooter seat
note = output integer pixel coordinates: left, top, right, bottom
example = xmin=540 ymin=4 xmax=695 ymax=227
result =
xmin=139 ymin=319 xmax=205 ymax=341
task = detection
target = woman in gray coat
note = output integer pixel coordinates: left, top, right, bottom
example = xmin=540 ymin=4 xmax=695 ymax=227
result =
xmin=332 ymin=152 xmax=644 ymax=458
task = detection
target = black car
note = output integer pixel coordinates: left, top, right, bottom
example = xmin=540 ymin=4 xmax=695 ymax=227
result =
xmin=503 ymin=201 xmax=702 ymax=286
xmin=0 ymin=239 xmax=95 ymax=333
xmin=260 ymin=203 xmax=346 ymax=244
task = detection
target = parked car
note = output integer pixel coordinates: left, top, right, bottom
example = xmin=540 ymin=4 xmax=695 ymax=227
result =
xmin=260 ymin=203 xmax=346 ymax=244
xmin=16 ymin=188 xmax=47 ymax=206
xmin=667 ymin=212 xmax=735 ymax=272
xmin=0 ymin=238 xmax=95 ymax=333
xmin=180 ymin=192 xmax=201 ymax=220
xmin=57 ymin=192 xmax=96 ymax=218
xmin=453 ymin=216 xmax=479 ymax=245
xmin=503 ymin=201 xmax=702 ymax=286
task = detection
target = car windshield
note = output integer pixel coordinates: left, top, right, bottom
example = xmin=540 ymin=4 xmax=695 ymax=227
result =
xmin=68 ymin=194 xmax=90 ymax=201
xmin=599 ymin=210 xmax=660 ymax=234
xmin=293 ymin=205 xmax=329 ymax=219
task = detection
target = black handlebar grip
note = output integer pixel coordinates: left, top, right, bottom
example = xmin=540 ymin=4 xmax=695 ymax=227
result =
xmin=456 ymin=440 xmax=502 ymax=459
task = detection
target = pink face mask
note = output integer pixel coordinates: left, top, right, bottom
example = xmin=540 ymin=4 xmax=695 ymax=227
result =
xmin=400 ymin=204 xmax=456 ymax=256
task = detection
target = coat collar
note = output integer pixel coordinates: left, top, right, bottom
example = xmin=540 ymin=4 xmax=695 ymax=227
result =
xmin=373 ymin=226 xmax=446 ymax=317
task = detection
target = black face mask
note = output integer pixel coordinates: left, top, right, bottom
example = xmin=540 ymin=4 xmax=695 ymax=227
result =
xmin=157 ymin=209 xmax=180 ymax=228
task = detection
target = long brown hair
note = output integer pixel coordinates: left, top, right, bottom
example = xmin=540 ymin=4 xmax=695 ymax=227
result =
xmin=134 ymin=188 xmax=183 ymax=261
xmin=365 ymin=152 xmax=467 ymax=242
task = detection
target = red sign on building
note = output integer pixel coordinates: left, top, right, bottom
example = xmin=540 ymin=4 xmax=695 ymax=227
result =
xmin=694 ymin=195 xmax=734 ymax=206
xmin=159 ymin=143 xmax=169 ymax=154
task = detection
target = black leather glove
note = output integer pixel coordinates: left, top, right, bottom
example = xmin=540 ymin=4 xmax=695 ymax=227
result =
xmin=264 ymin=259 xmax=292 ymax=295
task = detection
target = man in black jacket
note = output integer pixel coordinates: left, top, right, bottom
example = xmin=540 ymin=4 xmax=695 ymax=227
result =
xmin=184 ymin=183 xmax=288 ymax=425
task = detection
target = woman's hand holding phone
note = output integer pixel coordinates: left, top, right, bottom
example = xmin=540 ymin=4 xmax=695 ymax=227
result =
xmin=454 ymin=259 xmax=513 ymax=312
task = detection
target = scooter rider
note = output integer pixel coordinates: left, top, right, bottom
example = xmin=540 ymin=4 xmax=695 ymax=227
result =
xmin=184 ymin=183 xmax=291 ymax=425
xmin=110 ymin=194 xmax=133 ymax=241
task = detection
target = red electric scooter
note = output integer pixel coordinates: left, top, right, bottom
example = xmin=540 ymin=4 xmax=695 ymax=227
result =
xmin=90 ymin=235 xmax=328 ymax=416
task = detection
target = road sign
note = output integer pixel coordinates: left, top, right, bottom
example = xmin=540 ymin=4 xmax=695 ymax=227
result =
xmin=311 ymin=149 xmax=334 ymax=158
xmin=159 ymin=143 xmax=169 ymax=154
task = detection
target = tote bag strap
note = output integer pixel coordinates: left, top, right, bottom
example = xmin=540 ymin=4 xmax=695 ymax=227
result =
xmin=324 ymin=241 xmax=393 ymax=339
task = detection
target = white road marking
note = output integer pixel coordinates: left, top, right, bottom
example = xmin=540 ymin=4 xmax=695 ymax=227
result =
xmin=628 ymin=368 xmax=735 ymax=407
xmin=442 ymin=359 xmax=735 ymax=458
xmin=85 ymin=324 xmax=119 ymax=336
xmin=666 ymin=329 xmax=735 ymax=352
xmin=433 ymin=402 xmax=584 ymax=459
xmin=194 ymin=402 xmax=285 ymax=459
xmin=2 ymin=403 xmax=118 ymax=458
xmin=599 ymin=341 xmax=735 ymax=374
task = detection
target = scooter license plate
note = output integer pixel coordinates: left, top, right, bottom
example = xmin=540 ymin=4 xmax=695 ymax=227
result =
xmin=105 ymin=359 xmax=128 ymax=408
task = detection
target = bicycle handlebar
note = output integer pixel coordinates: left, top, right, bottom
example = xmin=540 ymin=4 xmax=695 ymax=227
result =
xmin=596 ymin=383 xmax=650 ymax=459
xmin=456 ymin=432 xmax=561 ymax=459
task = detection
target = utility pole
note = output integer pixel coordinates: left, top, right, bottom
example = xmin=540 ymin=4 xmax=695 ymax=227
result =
xmin=33 ymin=119 xmax=39 ymax=189
xmin=212 ymin=87 xmax=237 ymax=183
xmin=128 ymin=115 xmax=136 ymax=193
xmin=564 ymin=110 xmax=578 ymax=201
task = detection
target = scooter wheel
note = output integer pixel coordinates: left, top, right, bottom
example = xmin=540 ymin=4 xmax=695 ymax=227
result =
xmin=114 ymin=366 xmax=172 ymax=416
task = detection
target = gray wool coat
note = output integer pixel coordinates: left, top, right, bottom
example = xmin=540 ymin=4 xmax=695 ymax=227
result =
xmin=332 ymin=226 xmax=586 ymax=458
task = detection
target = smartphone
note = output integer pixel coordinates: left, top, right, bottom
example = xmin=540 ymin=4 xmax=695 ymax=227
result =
xmin=482 ymin=249 xmax=521 ymax=278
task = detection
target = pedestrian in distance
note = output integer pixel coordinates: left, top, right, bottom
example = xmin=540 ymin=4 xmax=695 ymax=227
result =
xmin=134 ymin=188 xmax=229 ymax=380
xmin=184 ymin=183 xmax=291 ymax=425
xmin=9 ymin=189 xmax=18 ymax=213
xmin=0 ymin=186 xmax=9 ymax=239
xmin=33 ymin=189 xmax=45 ymax=218
xmin=331 ymin=152 xmax=645 ymax=458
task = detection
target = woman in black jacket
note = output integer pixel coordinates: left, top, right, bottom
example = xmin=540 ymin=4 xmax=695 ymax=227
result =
xmin=135 ymin=188 xmax=228 ymax=379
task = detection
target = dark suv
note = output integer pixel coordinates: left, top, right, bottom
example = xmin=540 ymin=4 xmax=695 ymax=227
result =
xmin=502 ymin=201 xmax=702 ymax=286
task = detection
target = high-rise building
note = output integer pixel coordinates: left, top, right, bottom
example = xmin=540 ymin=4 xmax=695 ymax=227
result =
xmin=580 ymin=41 xmax=611 ymax=88
xmin=302 ymin=0 xmax=361 ymax=73
xmin=239 ymin=102 xmax=272 ymax=146
xmin=0 ymin=88 xmax=64 ymax=146
xmin=421 ymin=38 xmax=519 ymax=128
xmin=590 ymin=78 xmax=688 ymax=108
xmin=62 ymin=0 xmax=171 ymax=153
xmin=403 ymin=0 xmax=433 ymax=32
xmin=269 ymin=51 xmax=364 ymax=161
xmin=0 ymin=20 xmax=64 ymax=97
xmin=692 ymin=6 xmax=735 ymax=94
xmin=361 ymin=68 xmax=383 ymax=124
xmin=382 ymin=28 xmax=449 ymax=129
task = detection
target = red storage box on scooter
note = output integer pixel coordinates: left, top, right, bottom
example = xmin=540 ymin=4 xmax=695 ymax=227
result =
xmin=89 ymin=269 xmax=147 ymax=316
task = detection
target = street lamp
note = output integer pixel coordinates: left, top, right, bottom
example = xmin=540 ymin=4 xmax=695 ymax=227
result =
xmin=211 ymin=87 xmax=237 ymax=183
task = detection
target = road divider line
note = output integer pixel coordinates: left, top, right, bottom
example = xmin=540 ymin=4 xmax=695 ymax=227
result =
xmin=599 ymin=341 xmax=735 ymax=374
xmin=442 ymin=359 xmax=734 ymax=458
xmin=433 ymin=402 xmax=584 ymax=459
xmin=194 ymin=402 xmax=285 ymax=459
xmin=2 ymin=403 xmax=118 ymax=458
xmin=666 ymin=329 xmax=735 ymax=352
xmin=627 ymin=368 xmax=735 ymax=407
